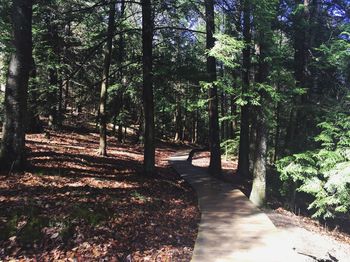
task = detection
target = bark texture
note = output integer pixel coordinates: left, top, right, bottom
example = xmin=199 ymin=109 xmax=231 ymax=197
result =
xmin=142 ymin=0 xmax=155 ymax=175
xmin=237 ymin=0 xmax=251 ymax=179
xmin=0 ymin=0 xmax=33 ymax=171
xmin=98 ymin=1 xmax=116 ymax=156
xmin=206 ymin=0 xmax=222 ymax=175
xmin=249 ymin=2 xmax=274 ymax=206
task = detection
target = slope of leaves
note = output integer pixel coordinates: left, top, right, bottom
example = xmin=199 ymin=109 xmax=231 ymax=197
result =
xmin=0 ymin=129 xmax=199 ymax=261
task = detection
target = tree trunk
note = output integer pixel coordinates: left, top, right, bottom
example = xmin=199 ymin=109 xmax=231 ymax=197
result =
xmin=249 ymin=112 xmax=257 ymax=172
xmin=237 ymin=0 xmax=251 ymax=179
xmin=249 ymin=0 xmax=275 ymax=206
xmin=224 ymin=93 xmax=229 ymax=141
xmin=0 ymin=0 xmax=33 ymax=171
xmin=98 ymin=1 xmax=116 ymax=156
xmin=220 ymin=92 xmax=225 ymax=140
xmin=117 ymin=95 xmax=123 ymax=142
xmin=206 ymin=0 xmax=222 ymax=175
xmin=64 ymin=79 xmax=69 ymax=111
xmin=57 ymin=78 xmax=64 ymax=127
xmin=142 ymin=0 xmax=155 ymax=175
xmin=27 ymin=57 xmax=42 ymax=134
xmin=274 ymin=91 xmax=281 ymax=162
xmin=230 ymin=93 xmax=237 ymax=139
xmin=48 ymin=67 xmax=58 ymax=129
xmin=174 ymin=99 xmax=182 ymax=141
xmin=117 ymin=0 xmax=125 ymax=143
xmin=250 ymin=107 xmax=267 ymax=206
xmin=285 ymin=0 xmax=311 ymax=153
xmin=46 ymin=18 xmax=60 ymax=129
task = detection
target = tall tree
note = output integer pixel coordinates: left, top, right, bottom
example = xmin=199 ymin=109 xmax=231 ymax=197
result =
xmin=249 ymin=0 xmax=277 ymax=206
xmin=0 ymin=0 xmax=33 ymax=171
xmin=98 ymin=1 xmax=116 ymax=156
xmin=206 ymin=0 xmax=222 ymax=175
xmin=142 ymin=0 xmax=155 ymax=175
xmin=116 ymin=0 xmax=126 ymax=143
xmin=237 ymin=0 xmax=251 ymax=179
xmin=284 ymin=0 xmax=311 ymax=154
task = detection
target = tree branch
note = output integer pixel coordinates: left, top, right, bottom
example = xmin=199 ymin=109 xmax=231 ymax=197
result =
xmin=154 ymin=26 xmax=205 ymax=34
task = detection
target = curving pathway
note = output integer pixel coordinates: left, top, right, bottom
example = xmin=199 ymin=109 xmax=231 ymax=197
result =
xmin=169 ymin=152 xmax=308 ymax=262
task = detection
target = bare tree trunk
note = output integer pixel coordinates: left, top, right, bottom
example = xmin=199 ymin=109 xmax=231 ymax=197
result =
xmin=48 ymin=67 xmax=58 ymax=129
xmin=64 ymin=79 xmax=69 ymax=111
xmin=237 ymin=0 xmax=251 ymax=179
xmin=224 ymin=93 xmax=229 ymax=140
xmin=0 ymin=0 xmax=33 ymax=171
xmin=117 ymin=94 xmax=123 ymax=142
xmin=116 ymin=0 xmax=125 ymax=143
xmin=250 ymin=107 xmax=267 ymax=206
xmin=206 ymin=0 xmax=222 ymax=175
xmin=220 ymin=92 xmax=225 ymax=140
xmin=98 ymin=1 xmax=116 ymax=156
xmin=57 ymin=78 xmax=64 ymax=127
xmin=230 ymin=93 xmax=237 ymax=139
xmin=274 ymin=91 xmax=281 ymax=162
xmin=174 ymin=99 xmax=182 ymax=142
xmin=249 ymin=113 xmax=257 ymax=172
xmin=27 ymin=58 xmax=42 ymax=134
xmin=142 ymin=0 xmax=155 ymax=175
xmin=46 ymin=18 xmax=61 ymax=129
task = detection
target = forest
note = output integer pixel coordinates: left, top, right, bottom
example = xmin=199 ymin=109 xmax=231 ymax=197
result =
xmin=0 ymin=0 xmax=349 ymax=261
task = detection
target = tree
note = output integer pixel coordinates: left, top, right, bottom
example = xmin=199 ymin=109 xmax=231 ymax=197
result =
xmin=249 ymin=0 xmax=277 ymax=207
xmin=206 ymin=0 xmax=222 ymax=175
xmin=237 ymin=0 xmax=251 ymax=179
xmin=0 ymin=0 xmax=33 ymax=171
xmin=142 ymin=0 xmax=155 ymax=175
xmin=98 ymin=1 xmax=116 ymax=156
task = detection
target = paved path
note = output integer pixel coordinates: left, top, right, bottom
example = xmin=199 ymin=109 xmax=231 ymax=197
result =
xmin=169 ymin=152 xmax=307 ymax=262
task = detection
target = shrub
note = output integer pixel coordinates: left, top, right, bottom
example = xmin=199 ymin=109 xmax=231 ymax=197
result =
xmin=221 ymin=137 xmax=239 ymax=160
xmin=277 ymin=112 xmax=350 ymax=219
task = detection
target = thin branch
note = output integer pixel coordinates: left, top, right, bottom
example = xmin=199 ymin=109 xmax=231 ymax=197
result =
xmin=154 ymin=26 xmax=205 ymax=34
xmin=62 ymin=0 xmax=142 ymax=15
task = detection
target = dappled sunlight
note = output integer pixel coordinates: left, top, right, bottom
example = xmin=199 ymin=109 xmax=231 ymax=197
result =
xmin=0 ymin=131 xmax=200 ymax=261
xmin=191 ymin=151 xmax=238 ymax=175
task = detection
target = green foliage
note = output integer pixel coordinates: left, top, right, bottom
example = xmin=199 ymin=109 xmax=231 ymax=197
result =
xmin=277 ymin=109 xmax=350 ymax=219
xmin=0 ymin=213 xmax=18 ymax=241
xmin=18 ymin=216 xmax=49 ymax=246
xmin=0 ymin=205 xmax=49 ymax=246
xmin=221 ymin=138 xmax=239 ymax=159
xmin=70 ymin=205 xmax=109 ymax=226
xmin=209 ymin=34 xmax=243 ymax=69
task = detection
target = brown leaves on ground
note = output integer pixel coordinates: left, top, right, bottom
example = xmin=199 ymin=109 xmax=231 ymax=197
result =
xmin=0 ymin=130 xmax=200 ymax=261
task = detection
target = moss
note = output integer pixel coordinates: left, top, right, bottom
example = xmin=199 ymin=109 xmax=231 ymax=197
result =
xmin=0 ymin=208 xmax=49 ymax=247
xmin=131 ymin=190 xmax=147 ymax=202
xmin=70 ymin=205 xmax=109 ymax=226
xmin=60 ymin=222 xmax=75 ymax=244
xmin=18 ymin=216 xmax=48 ymax=246
xmin=33 ymin=168 xmax=66 ymax=177
xmin=0 ymin=214 xmax=18 ymax=241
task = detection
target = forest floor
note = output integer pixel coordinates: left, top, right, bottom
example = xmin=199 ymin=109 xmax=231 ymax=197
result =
xmin=2 ymin=129 xmax=350 ymax=262
xmin=192 ymin=152 xmax=350 ymax=262
xmin=0 ymin=128 xmax=200 ymax=261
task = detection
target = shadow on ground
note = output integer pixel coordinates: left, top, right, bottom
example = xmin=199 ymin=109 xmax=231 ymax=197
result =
xmin=0 ymin=130 xmax=200 ymax=261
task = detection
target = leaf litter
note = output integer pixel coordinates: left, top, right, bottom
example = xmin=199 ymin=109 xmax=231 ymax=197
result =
xmin=0 ymin=130 xmax=200 ymax=261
